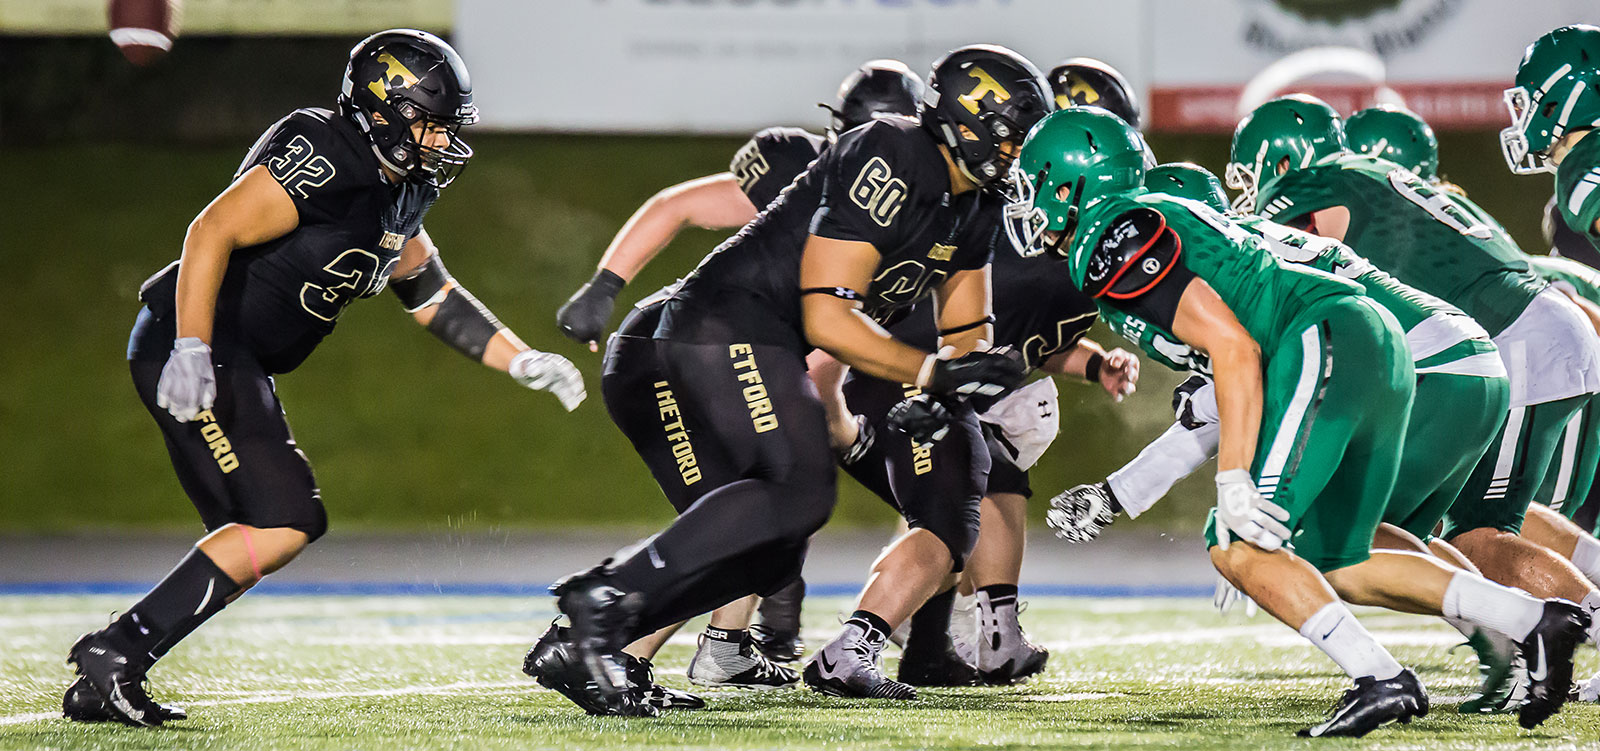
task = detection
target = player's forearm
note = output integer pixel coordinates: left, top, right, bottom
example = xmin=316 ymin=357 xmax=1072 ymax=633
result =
xmin=803 ymin=303 xmax=930 ymax=385
xmin=409 ymin=281 xmax=514 ymax=364
xmin=173 ymin=225 xmax=235 ymax=344
xmin=597 ymin=174 xmax=755 ymax=282
xmin=1047 ymin=338 xmax=1106 ymax=379
xmin=1108 ymin=420 xmax=1220 ymax=518
xmin=937 ymin=324 xmax=992 ymax=358
xmin=1210 ymin=339 xmax=1263 ymax=473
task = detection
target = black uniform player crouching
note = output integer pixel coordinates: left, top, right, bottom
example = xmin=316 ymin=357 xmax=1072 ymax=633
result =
xmin=527 ymin=61 xmax=925 ymax=712
xmin=64 ymin=30 xmax=584 ymax=727
xmin=541 ymin=44 xmax=1051 ymax=716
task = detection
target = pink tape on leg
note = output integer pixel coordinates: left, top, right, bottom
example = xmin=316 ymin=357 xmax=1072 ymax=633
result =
xmin=238 ymin=526 xmax=263 ymax=583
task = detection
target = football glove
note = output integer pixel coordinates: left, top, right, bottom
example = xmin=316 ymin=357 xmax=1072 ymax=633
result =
xmin=926 ymin=346 xmax=1027 ymax=398
xmin=1172 ymin=373 xmax=1216 ymax=430
xmin=155 ymin=337 xmax=216 ymax=423
xmin=1213 ymin=469 xmax=1291 ymax=552
xmin=379 ymin=180 xmax=440 ymax=249
xmin=556 ymin=269 xmax=626 ymax=348
xmin=509 ymin=349 xmax=586 ymax=412
xmin=836 ymin=414 xmax=876 ymax=466
xmin=1046 ymin=482 xmax=1121 ymax=544
xmin=1212 ymin=576 xmax=1260 ymax=617
xmin=886 ymin=394 xmax=954 ymax=443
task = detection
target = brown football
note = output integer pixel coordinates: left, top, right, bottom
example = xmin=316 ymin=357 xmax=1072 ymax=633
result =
xmin=107 ymin=0 xmax=181 ymax=66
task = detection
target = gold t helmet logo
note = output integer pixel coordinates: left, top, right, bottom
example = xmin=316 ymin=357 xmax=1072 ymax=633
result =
xmin=958 ymin=67 xmax=1011 ymax=115
xmin=1055 ymin=74 xmax=1099 ymax=110
xmin=367 ymin=52 xmax=421 ymax=101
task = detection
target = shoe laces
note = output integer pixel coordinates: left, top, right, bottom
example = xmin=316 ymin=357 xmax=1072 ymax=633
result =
xmin=738 ymin=641 xmax=791 ymax=682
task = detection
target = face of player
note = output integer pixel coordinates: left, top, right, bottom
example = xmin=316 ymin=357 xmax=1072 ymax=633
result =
xmin=1549 ymin=129 xmax=1590 ymax=167
xmin=412 ymin=120 xmax=455 ymax=152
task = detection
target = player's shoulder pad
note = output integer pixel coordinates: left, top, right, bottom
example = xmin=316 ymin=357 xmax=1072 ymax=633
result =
xmin=243 ymin=108 xmax=372 ymax=201
xmin=827 ymin=117 xmax=925 ymax=172
xmin=1556 ymin=138 xmax=1600 ymax=231
xmin=753 ymin=126 xmax=825 ymax=155
xmin=1082 ymin=206 xmax=1183 ymax=300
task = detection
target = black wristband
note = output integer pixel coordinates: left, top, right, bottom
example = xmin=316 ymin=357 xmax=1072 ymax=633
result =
xmin=591 ymin=268 xmax=626 ymax=296
xmin=1084 ymin=351 xmax=1105 ymax=383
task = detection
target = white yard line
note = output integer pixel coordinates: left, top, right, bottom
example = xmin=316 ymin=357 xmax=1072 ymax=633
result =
xmin=0 ymin=680 xmax=530 ymax=727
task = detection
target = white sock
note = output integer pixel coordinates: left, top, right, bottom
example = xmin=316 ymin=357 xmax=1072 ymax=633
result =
xmin=1583 ymin=591 xmax=1600 ymax=645
xmin=1442 ymin=615 xmax=1475 ymax=641
xmin=1299 ymin=602 xmax=1403 ymax=681
xmin=1573 ymin=535 xmax=1600 ymax=586
xmin=1441 ymin=571 xmax=1544 ymax=642
xmin=1108 ymin=422 xmax=1219 ymax=518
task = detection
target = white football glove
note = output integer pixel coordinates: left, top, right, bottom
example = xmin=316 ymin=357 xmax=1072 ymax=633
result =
xmin=156 ymin=337 xmax=216 ymax=423
xmin=1046 ymin=482 xmax=1119 ymax=544
xmin=1212 ymin=576 xmax=1259 ymax=617
xmin=1213 ymin=469 xmax=1291 ymax=552
xmin=509 ymin=350 xmax=586 ymax=412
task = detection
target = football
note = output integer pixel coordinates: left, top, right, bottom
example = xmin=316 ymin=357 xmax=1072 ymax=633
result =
xmin=107 ymin=0 xmax=181 ymax=66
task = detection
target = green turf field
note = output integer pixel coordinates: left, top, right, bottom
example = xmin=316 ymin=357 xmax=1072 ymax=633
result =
xmin=2 ymin=595 xmax=1594 ymax=750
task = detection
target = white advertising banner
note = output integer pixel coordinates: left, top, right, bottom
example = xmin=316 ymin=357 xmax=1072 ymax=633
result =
xmin=456 ymin=0 xmax=1143 ymax=134
xmin=456 ymin=0 xmax=1599 ymax=133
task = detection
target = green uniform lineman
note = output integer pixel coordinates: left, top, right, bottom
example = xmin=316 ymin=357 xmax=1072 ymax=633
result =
xmin=1233 ymin=96 xmax=1592 ymax=538
xmin=1527 ymin=254 xmax=1600 ymax=526
xmin=1148 ymin=162 xmax=1509 ymax=542
xmin=1012 ymin=126 xmax=1414 ymax=572
xmin=1503 ymin=25 xmax=1600 ymax=254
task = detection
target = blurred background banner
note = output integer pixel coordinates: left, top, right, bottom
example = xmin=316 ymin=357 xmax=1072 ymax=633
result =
xmin=455 ymin=0 xmax=1595 ymax=134
xmin=0 ymin=0 xmax=452 ymax=35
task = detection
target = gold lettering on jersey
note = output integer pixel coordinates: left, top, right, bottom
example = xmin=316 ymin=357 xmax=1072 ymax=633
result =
xmin=958 ymin=67 xmax=1010 ymax=115
xmin=900 ymin=383 xmax=934 ymax=475
xmin=368 ymin=52 xmax=421 ymax=101
xmin=655 ymin=381 xmax=702 ymax=486
xmin=729 ymin=344 xmax=780 ymax=433
xmin=927 ymin=244 xmax=955 ymax=262
xmin=192 ymin=410 xmax=240 ymax=474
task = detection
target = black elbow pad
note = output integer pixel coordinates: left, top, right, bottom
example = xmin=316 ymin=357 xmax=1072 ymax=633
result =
xmin=390 ymin=255 xmax=451 ymax=312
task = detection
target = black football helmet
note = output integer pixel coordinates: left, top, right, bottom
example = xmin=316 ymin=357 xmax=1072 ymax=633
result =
xmin=922 ymin=44 xmax=1053 ymax=189
xmin=1049 ymin=57 xmax=1141 ymax=130
xmin=826 ymin=59 xmax=925 ymax=138
xmin=338 ymin=29 xmax=479 ymax=187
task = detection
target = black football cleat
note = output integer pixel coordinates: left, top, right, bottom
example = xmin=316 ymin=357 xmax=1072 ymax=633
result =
xmin=524 ymin=621 xmax=642 ymax=716
xmin=1298 ymin=669 xmax=1429 ymax=738
xmin=1517 ymin=599 xmax=1589 ymax=729
xmin=897 ymin=635 xmax=981 ymax=687
xmin=65 ymin=630 xmax=165 ymax=727
xmin=63 ymin=677 xmax=187 ymax=724
xmin=626 ymin=655 xmax=705 ymax=711
xmin=550 ymin=569 xmax=652 ymax=717
xmin=752 ymin=578 xmax=806 ymax=663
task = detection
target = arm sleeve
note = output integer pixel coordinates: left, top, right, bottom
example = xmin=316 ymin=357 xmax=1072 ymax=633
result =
xmin=808 ymin=122 xmax=923 ymax=249
xmin=1080 ymin=207 xmax=1196 ymax=331
xmin=237 ymin=112 xmax=361 ymax=226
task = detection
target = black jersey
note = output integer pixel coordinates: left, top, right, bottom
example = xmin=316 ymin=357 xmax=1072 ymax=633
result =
xmin=731 ymin=127 xmax=825 ymax=211
xmin=883 ymin=238 xmax=1098 ymax=370
xmin=139 ymin=108 xmax=399 ymax=374
xmin=661 ymin=117 xmax=998 ymax=352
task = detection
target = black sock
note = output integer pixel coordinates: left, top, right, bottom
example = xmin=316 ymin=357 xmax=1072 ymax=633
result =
xmin=848 ymin=609 xmax=893 ymax=639
xmin=703 ymin=626 xmax=748 ymax=643
xmin=106 ymin=548 xmax=241 ymax=666
xmin=979 ymin=584 xmax=1019 ymax=606
xmin=904 ymin=587 xmax=956 ymax=653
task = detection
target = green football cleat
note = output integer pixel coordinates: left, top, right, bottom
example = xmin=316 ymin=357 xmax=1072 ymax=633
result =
xmin=1457 ymin=628 xmax=1517 ymax=714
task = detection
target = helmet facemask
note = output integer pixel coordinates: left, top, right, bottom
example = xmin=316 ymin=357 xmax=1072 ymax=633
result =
xmin=1501 ymin=83 xmax=1561 ymax=175
xmin=1003 ymin=160 xmax=1080 ymax=260
xmin=1224 ymin=139 xmax=1268 ymax=214
xmin=390 ymin=97 xmax=478 ymax=188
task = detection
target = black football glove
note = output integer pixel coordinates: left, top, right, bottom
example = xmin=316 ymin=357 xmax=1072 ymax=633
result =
xmin=886 ymin=394 xmax=955 ymax=444
xmin=557 ymin=269 xmax=626 ymax=345
xmin=928 ymin=346 xmax=1027 ymax=398
xmin=380 ymin=180 xmax=440 ymax=250
xmin=1171 ymin=373 xmax=1214 ymax=430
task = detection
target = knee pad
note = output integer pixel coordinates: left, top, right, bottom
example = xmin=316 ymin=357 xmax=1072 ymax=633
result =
xmin=282 ymin=500 xmax=329 ymax=544
xmin=909 ymin=504 xmax=981 ymax=573
xmin=772 ymin=480 xmax=836 ymax=542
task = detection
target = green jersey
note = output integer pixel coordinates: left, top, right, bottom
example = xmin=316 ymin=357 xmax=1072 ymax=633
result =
xmin=1555 ymin=132 xmax=1600 ymax=252
xmin=1528 ymin=254 xmax=1600 ymax=304
xmin=1258 ymin=153 xmax=1546 ymax=336
xmin=1233 ymin=214 xmax=1495 ymax=372
xmin=1064 ymin=191 xmax=1360 ymax=374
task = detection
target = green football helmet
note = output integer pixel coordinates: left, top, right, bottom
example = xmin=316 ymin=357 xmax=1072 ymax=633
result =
xmin=1226 ymin=94 xmax=1345 ymax=213
xmin=1005 ymin=107 xmax=1146 ymax=259
xmin=1345 ymin=104 xmax=1438 ymax=181
xmin=1503 ymin=24 xmax=1600 ymax=174
xmin=1144 ymin=162 xmax=1228 ymax=213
